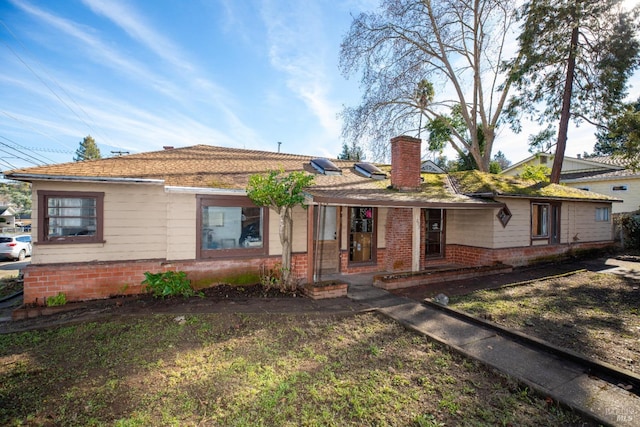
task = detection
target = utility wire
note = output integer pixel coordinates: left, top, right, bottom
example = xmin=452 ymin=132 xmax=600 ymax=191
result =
xmin=0 ymin=19 xmax=121 ymax=151
xmin=0 ymin=135 xmax=56 ymax=164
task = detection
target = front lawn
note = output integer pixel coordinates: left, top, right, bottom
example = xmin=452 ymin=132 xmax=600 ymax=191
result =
xmin=0 ymin=312 xmax=593 ymax=426
xmin=449 ymin=271 xmax=640 ymax=374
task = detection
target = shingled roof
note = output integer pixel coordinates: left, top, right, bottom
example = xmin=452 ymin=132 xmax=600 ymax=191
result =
xmin=3 ymin=145 xmax=617 ymax=206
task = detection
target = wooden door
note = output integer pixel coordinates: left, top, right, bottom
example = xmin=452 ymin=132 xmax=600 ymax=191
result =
xmin=314 ymin=206 xmax=339 ymax=274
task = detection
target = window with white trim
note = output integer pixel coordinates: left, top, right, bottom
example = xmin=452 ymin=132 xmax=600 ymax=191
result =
xmin=595 ymin=207 xmax=610 ymax=222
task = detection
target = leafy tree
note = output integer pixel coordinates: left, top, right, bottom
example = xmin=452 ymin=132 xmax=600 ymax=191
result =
xmin=492 ymin=150 xmax=511 ymax=173
xmin=507 ymin=0 xmax=640 ymax=183
xmin=339 ymin=0 xmax=521 ymax=170
xmin=0 ymin=181 xmax=31 ymax=214
xmin=519 ymin=164 xmax=550 ymax=182
xmin=74 ymin=135 xmax=102 ymax=161
xmin=246 ymin=169 xmax=314 ymax=289
xmin=595 ymin=97 xmax=640 ymax=168
xmin=337 ymin=142 xmax=365 ymax=161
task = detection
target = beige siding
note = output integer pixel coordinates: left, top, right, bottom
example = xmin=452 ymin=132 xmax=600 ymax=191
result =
xmin=268 ymin=205 xmax=308 ymax=255
xmin=447 ymin=209 xmax=496 ymax=247
xmin=569 ymin=202 xmax=614 ymax=242
xmin=32 ymin=182 xmax=168 ymax=264
xmin=565 ymin=178 xmax=640 ymax=213
xmin=491 ymin=199 xmax=533 ymax=248
xmin=166 ymin=193 xmax=197 ymax=260
xmin=377 ymin=207 xmax=387 ymax=248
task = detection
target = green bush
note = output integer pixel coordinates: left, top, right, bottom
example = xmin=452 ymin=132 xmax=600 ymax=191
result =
xmin=46 ymin=292 xmax=67 ymax=307
xmin=616 ymin=211 xmax=640 ymax=250
xmin=142 ymin=271 xmax=201 ymax=299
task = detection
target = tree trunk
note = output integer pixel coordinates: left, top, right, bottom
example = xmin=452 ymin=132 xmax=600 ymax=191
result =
xmin=551 ymin=24 xmax=579 ymax=184
xmin=279 ymin=207 xmax=293 ymax=289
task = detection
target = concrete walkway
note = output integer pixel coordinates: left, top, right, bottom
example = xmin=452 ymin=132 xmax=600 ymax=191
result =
xmin=346 ymin=273 xmax=640 ymax=427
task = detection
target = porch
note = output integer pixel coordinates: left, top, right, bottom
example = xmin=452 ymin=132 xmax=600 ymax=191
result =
xmin=316 ymin=262 xmax=513 ymax=294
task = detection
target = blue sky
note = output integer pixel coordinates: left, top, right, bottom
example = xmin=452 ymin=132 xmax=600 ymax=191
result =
xmin=1 ymin=0 xmax=638 ymax=171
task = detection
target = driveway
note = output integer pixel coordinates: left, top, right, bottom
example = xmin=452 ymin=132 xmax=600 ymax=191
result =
xmin=0 ymin=259 xmax=29 ymax=279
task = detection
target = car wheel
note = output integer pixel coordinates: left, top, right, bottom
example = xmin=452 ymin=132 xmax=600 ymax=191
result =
xmin=17 ymin=250 xmax=25 ymax=261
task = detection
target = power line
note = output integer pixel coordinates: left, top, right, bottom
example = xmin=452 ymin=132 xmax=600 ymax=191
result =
xmin=0 ymin=135 xmax=56 ymax=164
xmin=0 ymin=19 xmax=122 ymax=151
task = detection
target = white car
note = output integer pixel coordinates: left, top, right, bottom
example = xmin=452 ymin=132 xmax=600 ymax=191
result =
xmin=0 ymin=234 xmax=32 ymax=261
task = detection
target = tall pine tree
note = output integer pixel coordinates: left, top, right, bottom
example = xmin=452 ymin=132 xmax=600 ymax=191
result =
xmin=507 ymin=0 xmax=640 ymax=183
xmin=74 ymin=135 xmax=102 ymax=161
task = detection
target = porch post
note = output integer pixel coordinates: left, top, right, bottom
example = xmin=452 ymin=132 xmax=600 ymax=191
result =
xmin=306 ymin=204 xmax=315 ymax=284
xmin=412 ymin=207 xmax=421 ymax=271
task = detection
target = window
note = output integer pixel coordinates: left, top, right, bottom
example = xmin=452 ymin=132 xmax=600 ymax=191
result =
xmin=38 ymin=191 xmax=104 ymax=244
xmin=496 ymin=206 xmax=512 ymax=228
xmin=531 ymin=203 xmax=549 ymax=238
xmin=612 ymin=185 xmax=628 ymax=191
xmin=531 ymin=202 xmax=561 ymax=243
xmin=596 ymin=207 xmax=610 ymax=222
xmin=197 ymin=196 xmax=267 ymax=258
xmin=424 ymin=209 xmax=444 ymax=258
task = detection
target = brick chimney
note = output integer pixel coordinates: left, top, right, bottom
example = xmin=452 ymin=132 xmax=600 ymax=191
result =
xmin=391 ymin=135 xmax=422 ymax=191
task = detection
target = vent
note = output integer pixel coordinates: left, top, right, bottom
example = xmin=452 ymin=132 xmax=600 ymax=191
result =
xmin=354 ymin=162 xmax=387 ymax=180
xmin=311 ymin=158 xmax=342 ymax=175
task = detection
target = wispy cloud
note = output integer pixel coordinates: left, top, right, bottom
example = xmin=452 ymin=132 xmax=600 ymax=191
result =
xmin=260 ymin=0 xmax=342 ymax=139
xmin=81 ymin=0 xmax=193 ymax=73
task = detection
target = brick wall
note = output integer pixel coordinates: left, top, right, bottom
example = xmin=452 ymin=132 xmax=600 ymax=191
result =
xmin=22 ymin=254 xmax=307 ymax=306
xmin=390 ymin=135 xmax=421 ymax=191
xmin=384 ymin=208 xmax=413 ymax=271
xmin=445 ymin=241 xmax=614 ymax=267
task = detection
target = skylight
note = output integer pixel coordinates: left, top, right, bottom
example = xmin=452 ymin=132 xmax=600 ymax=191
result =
xmin=311 ymin=158 xmax=342 ymax=175
xmin=354 ymin=162 xmax=387 ymax=180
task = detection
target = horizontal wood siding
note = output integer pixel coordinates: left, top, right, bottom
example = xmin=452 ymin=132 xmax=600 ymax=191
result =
xmin=166 ymin=193 xmax=197 ymax=260
xmin=565 ymin=178 xmax=639 ymax=213
xmin=570 ymin=201 xmax=614 ymax=242
xmin=492 ymin=199 xmax=536 ymax=248
xmin=447 ymin=209 xmax=496 ymax=247
xmin=268 ymin=205 xmax=308 ymax=256
xmin=32 ymin=182 xmax=167 ymax=264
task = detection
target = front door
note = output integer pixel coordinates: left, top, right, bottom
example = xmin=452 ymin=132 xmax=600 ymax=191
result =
xmin=424 ymin=208 xmax=444 ymax=258
xmin=314 ymin=206 xmax=339 ymax=274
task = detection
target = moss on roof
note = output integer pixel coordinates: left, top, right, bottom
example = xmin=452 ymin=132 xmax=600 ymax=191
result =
xmin=452 ymin=170 xmax=615 ymax=201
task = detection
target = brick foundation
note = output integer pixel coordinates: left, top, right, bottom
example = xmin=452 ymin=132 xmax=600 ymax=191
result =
xmin=23 ymin=254 xmax=308 ymax=306
xmin=445 ymin=241 xmax=615 ymax=267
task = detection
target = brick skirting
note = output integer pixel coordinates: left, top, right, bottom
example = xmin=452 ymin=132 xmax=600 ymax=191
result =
xmin=22 ymin=254 xmax=308 ymax=306
xmin=445 ymin=241 xmax=615 ymax=267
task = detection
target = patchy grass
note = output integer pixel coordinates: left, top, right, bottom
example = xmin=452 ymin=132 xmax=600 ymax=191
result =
xmin=0 ymin=312 xmax=593 ymax=426
xmin=0 ymin=277 xmax=22 ymax=299
xmin=450 ymin=271 xmax=640 ymax=373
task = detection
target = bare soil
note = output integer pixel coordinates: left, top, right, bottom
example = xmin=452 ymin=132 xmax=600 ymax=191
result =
xmin=449 ymin=269 xmax=640 ymax=374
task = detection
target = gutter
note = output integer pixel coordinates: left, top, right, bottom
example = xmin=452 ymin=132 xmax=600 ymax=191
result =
xmin=3 ymin=173 xmax=165 ymax=185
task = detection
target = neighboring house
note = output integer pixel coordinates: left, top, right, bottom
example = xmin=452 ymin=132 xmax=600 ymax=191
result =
xmin=0 ymin=205 xmax=17 ymax=231
xmin=4 ymin=136 xmax=618 ymax=305
xmin=502 ymin=153 xmax=639 ymax=213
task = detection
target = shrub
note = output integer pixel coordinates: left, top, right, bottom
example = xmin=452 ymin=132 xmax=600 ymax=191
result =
xmin=46 ymin=292 xmax=67 ymax=307
xmin=615 ymin=211 xmax=640 ymax=250
xmin=142 ymin=271 xmax=201 ymax=299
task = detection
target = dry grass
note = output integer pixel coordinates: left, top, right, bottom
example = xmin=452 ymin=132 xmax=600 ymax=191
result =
xmin=0 ymin=312 xmax=594 ymax=426
xmin=450 ymin=271 xmax=640 ymax=374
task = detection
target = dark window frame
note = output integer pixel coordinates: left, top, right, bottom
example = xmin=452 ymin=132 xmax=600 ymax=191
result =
xmin=196 ymin=195 xmax=269 ymax=259
xmin=37 ymin=190 xmax=105 ymax=244
xmin=531 ymin=203 xmax=550 ymax=239
xmin=424 ymin=208 xmax=445 ymax=259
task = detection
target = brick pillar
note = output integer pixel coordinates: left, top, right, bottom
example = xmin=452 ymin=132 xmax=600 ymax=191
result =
xmin=391 ymin=135 xmax=422 ymax=191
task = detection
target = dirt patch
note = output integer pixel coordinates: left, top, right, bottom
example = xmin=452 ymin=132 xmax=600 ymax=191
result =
xmin=449 ymin=270 xmax=640 ymax=374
